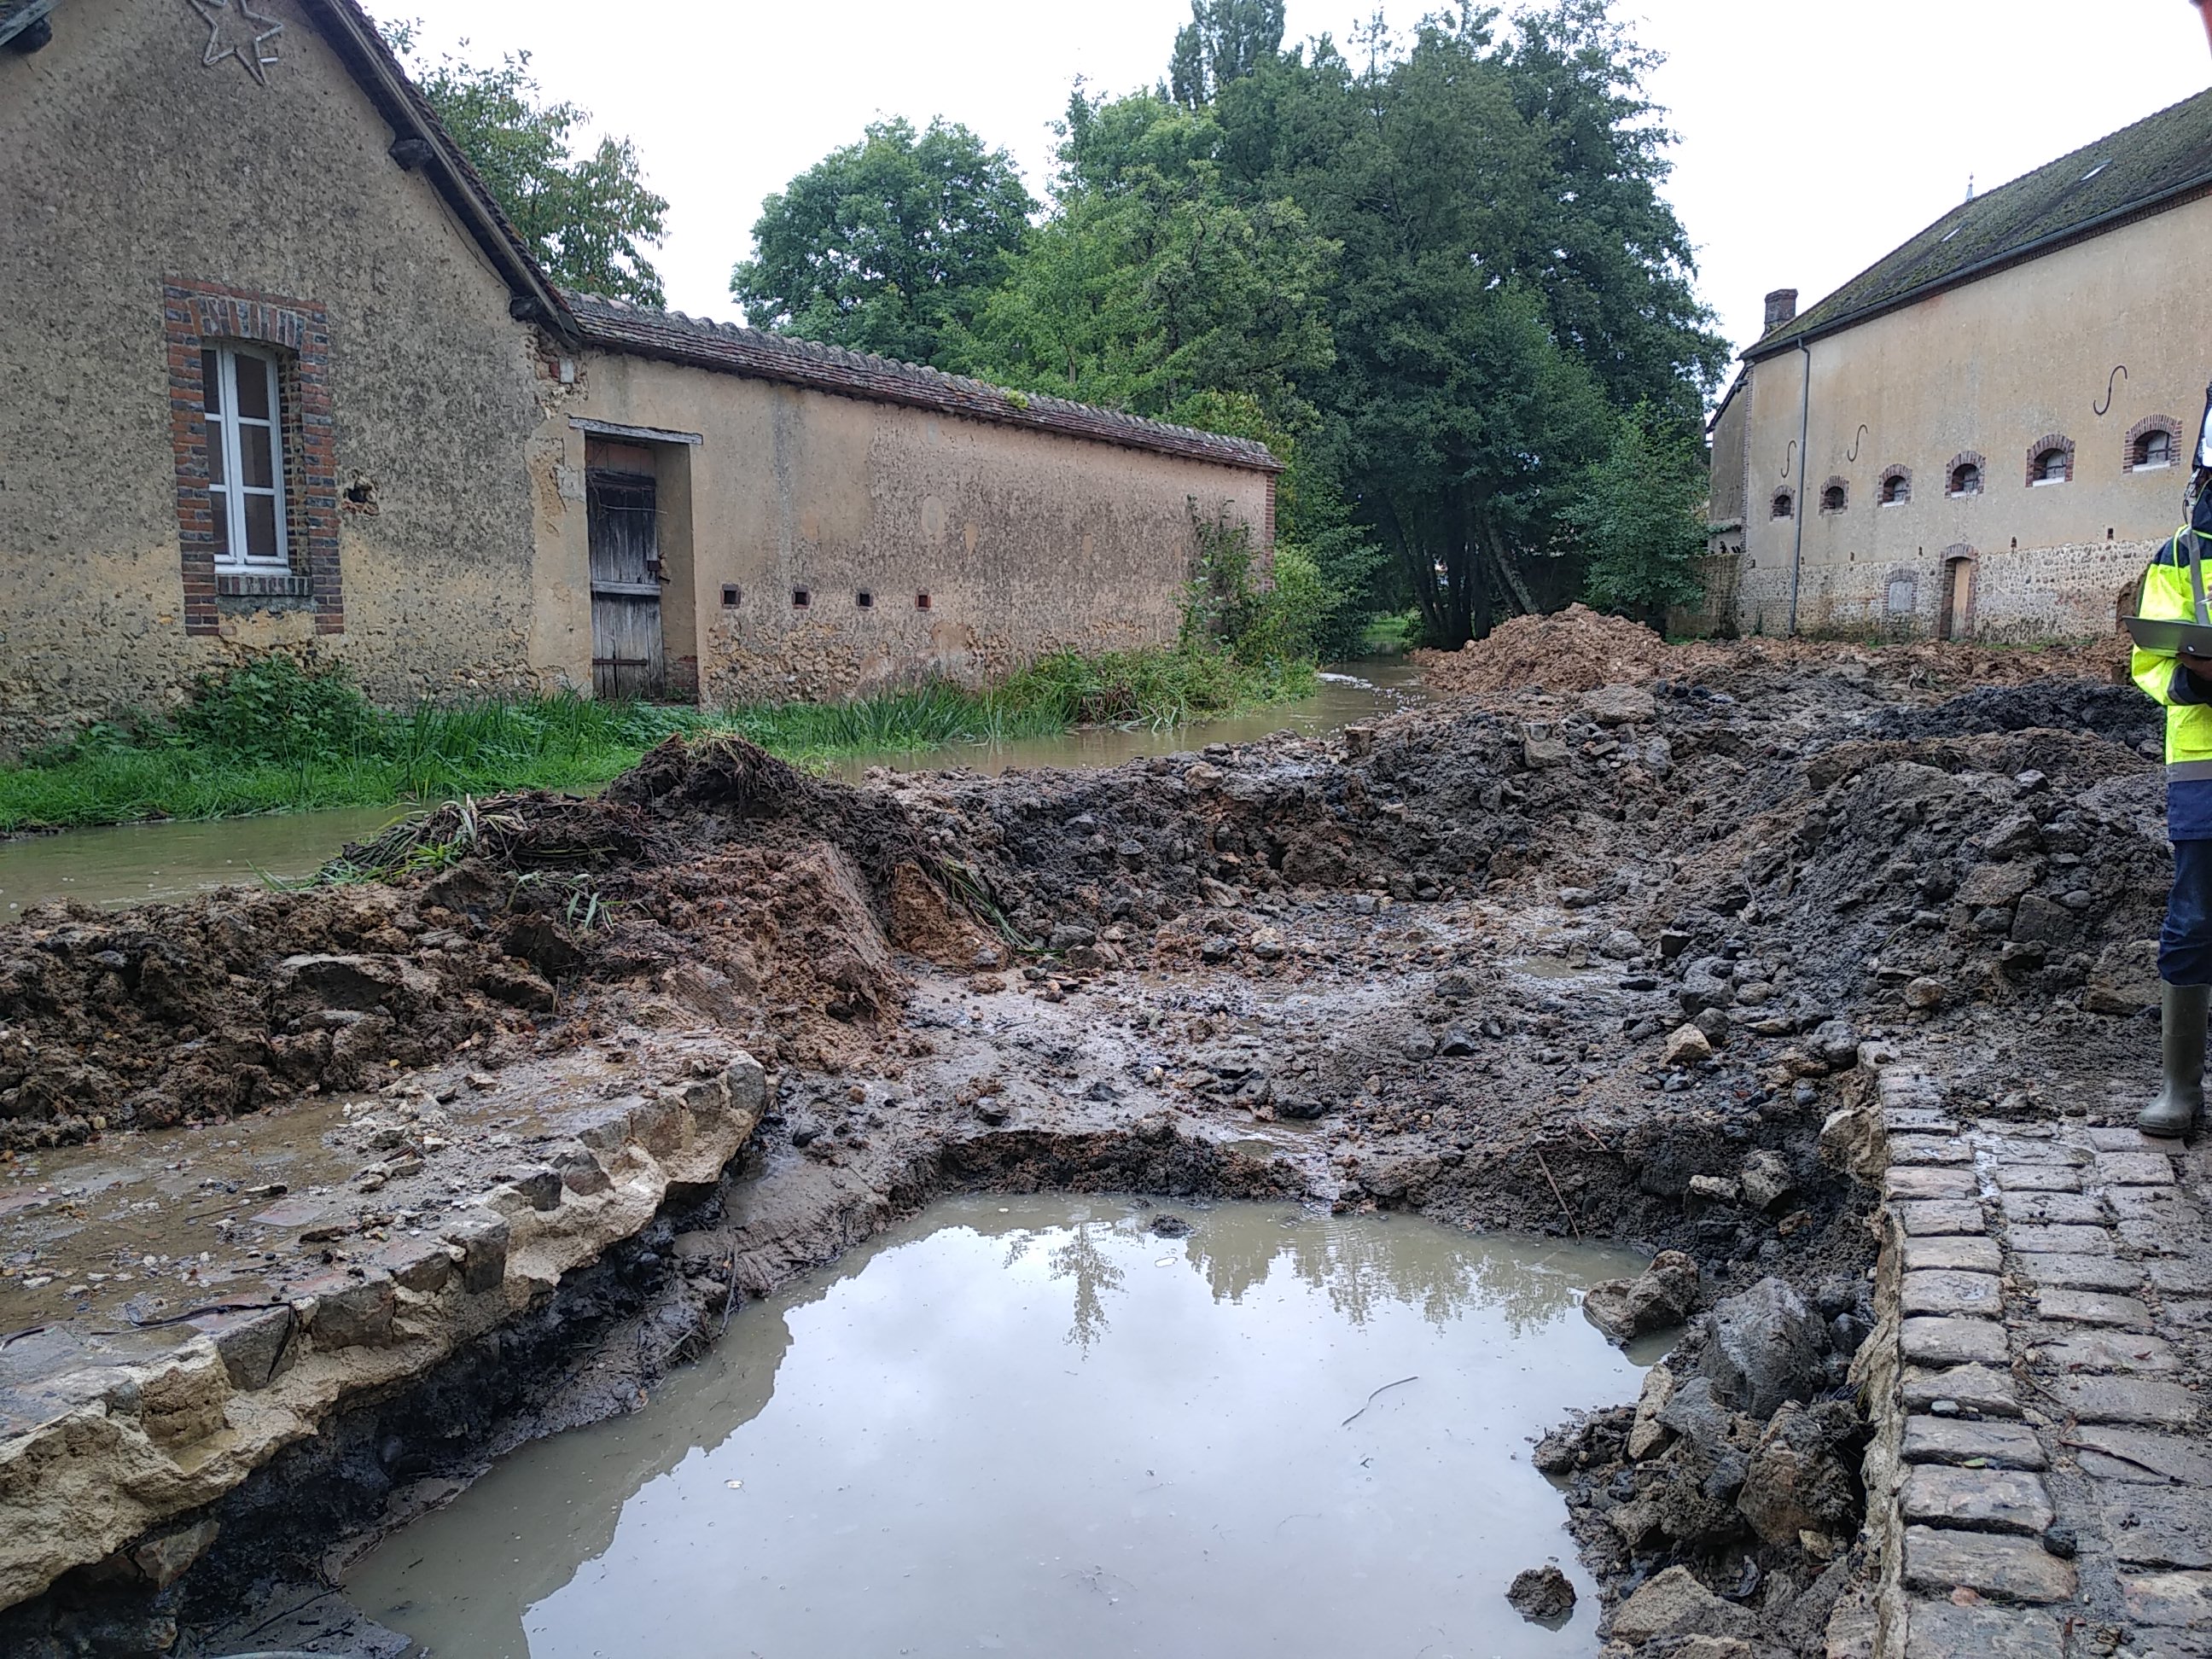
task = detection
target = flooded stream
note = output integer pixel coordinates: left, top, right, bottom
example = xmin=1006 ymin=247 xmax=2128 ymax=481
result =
xmin=347 ymin=1195 xmax=1656 ymax=1659
xmin=0 ymin=661 xmax=1424 ymax=916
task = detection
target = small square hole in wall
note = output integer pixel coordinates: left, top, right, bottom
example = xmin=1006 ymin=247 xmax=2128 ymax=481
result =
xmin=792 ymin=587 xmax=811 ymax=608
xmin=856 ymin=590 xmax=875 ymax=609
xmin=721 ymin=585 xmax=742 ymax=608
xmin=916 ymin=591 xmax=932 ymax=611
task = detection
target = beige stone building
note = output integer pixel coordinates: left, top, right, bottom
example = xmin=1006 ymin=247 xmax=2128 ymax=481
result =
xmin=1705 ymin=89 xmax=2212 ymax=641
xmin=0 ymin=0 xmax=1278 ymax=750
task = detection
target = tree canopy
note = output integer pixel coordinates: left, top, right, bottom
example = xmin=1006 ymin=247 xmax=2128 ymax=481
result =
xmin=731 ymin=119 xmax=1037 ymax=367
xmin=381 ymin=20 xmax=668 ymax=306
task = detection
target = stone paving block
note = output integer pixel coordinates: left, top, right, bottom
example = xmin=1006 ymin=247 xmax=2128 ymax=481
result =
xmin=1902 ymin=1602 xmax=2069 ymax=1657
xmin=2029 ymin=1329 xmax=2180 ymax=1374
xmin=1902 ymin=1271 xmax=2004 ymax=1318
xmin=1884 ymin=1107 xmax=1958 ymax=1133
xmin=1904 ymin=1235 xmax=2004 ymax=1274
xmin=2168 ymin=1299 xmax=2212 ymax=1330
xmin=1901 ymin=1316 xmax=2011 ymax=1367
xmin=2006 ymin=1224 xmax=2114 ymax=1255
xmin=1901 ymin=1525 xmax=2077 ymax=1603
xmin=2069 ymin=1426 xmax=2212 ymax=1486
xmin=2149 ymin=1257 xmax=2212 ymax=1295
xmin=1994 ymin=1166 xmax=2082 ymax=1193
xmin=2124 ymin=1570 xmax=2212 ymax=1628
xmin=1887 ymin=1166 xmax=1980 ymax=1201
xmin=2000 ymin=1190 xmax=2109 ymax=1225
xmin=2087 ymin=1126 xmax=2174 ymax=1150
xmin=1904 ymin=1363 xmax=2022 ymax=1417
xmin=1899 ymin=1200 xmax=1988 ymax=1237
xmin=2110 ymin=1188 xmax=2201 ymax=1222
xmin=2099 ymin=1482 xmax=2212 ymax=1569
xmin=2011 ymin=1252 xmax=2144 ymax=1291
xmin=2099 ymin=1150 xmax=2181 ymax=1185
xmin=1892 ymin=1134 xmax=1974 ymax=1165
xmin=1983 ymin=1136 xmax=2081 ymax=1164
xmin=2035 ymin=1289 xmax=2156 ymax=1328
xmin=2048 ymin=1374 xmax=2204 ymax=1429
xmin=1901 ymin=1465 xmax=2054 ymax=1534
xmin=2122 ymin=1219 xmax=2203 ymax=1254
xmin=1903 ymin=1415 xmax=2048 ymax=1469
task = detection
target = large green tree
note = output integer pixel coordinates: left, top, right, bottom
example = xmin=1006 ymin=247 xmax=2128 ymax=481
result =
xmin=731 ymin=119 xmax=1037 ymax=366
xmin=1569 ymin=401 xmax=1711 ymax=628
xmin=382 ymin=20 xmax=669 ymax=306
xmin=1167 ymin=0 xmax=1286 ymax=108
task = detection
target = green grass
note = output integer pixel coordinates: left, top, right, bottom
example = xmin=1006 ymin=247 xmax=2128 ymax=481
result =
xmin=1357 ymin=608 xmax=1425 ymax=655
xmin=0 ymin=646 xmax=1314 ymax=832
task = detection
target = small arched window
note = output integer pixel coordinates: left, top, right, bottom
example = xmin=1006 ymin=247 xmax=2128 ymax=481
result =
xmin=2028 ymin=436 xmax=2074 ymax=486
xmin=2136 ymin=428 xmax=2175 ymax=469
xmin=1771 ymin=490 xmax=1794 ymax=520
xmin=1880 ymin=468 xmax=1912 ymax=505
xmin=1820 ymin=481 xmax=1848 ymax=514
xmin=1949 ymin=462 xmax=1982 ymax=497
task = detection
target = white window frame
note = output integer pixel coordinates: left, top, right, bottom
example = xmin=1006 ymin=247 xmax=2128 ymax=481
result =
xmin=204 ymin=345 xmax=290 ymax=573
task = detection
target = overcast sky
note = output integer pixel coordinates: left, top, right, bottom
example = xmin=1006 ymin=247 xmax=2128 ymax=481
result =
xmin=397 ymin=1 xmax=2212 ymax=364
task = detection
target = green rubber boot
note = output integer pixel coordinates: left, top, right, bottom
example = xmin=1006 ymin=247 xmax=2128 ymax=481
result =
xmin=2141 ymin=981 xmax=2211 ymax=1138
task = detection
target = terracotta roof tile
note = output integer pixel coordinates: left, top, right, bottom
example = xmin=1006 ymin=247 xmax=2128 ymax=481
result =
xmin=562 ymin=293 xmax=1281 ymax=474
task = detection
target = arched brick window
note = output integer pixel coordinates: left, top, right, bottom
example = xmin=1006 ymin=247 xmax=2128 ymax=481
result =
xmin=2127 ymin=416 xmax=2181 ymax=472
xmin=1879 ymin=465 xmax=1912 ymax=506
xmin=1770 ymin=489 xmax=1794 ymax=520
xmin=1947 ymin=452 xmax=1985 ymax=497
xmin=1819 ymin=477 xmax=1849 ymax=514
xmin=2028 ymin=434 xmax=2075 ymax=486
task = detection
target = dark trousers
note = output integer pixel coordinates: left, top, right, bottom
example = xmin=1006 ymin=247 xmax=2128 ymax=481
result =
xmin=2163 ymin=838 xmax=2212 ymax=986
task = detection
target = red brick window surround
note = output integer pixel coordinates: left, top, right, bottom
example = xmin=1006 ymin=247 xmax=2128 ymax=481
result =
xmin=2126 ymin=416 xmax=2182 ymax=473
xmin=165 ymin=278 xmax=341 ymax=636
xmin=2026 ymin=434 xmax=2075 ymax=487
xmin=1947 ymin=452 xmax=1986 ymax=497
xmin=1878 ymin=465 xmax=1912 ymax=505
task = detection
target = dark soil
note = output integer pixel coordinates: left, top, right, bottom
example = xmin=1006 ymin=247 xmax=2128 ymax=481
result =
xmin=0 ymin=640 xmax=2182 ymax=1656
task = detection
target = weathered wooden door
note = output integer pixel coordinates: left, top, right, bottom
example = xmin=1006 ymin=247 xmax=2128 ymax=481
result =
xmin=588 ymin=469 xmax=664 ymax=699
xmin=1944 ymin=558 xmax=1973 ymax=642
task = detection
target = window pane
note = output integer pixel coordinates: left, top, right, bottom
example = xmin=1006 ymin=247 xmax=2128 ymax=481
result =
xmin=243 ymin=493 xmax=279 ymax=562
xmin=210 ymin=486 xmax=230 ymax=557
xmin=201 ymin=350 xmax=222 ymax=415
xmin=239 ymin=423 xmax=274 ymax=490
xmin=235 ymin=355 xmax=272 ymax=422
xmin=207 ymin=428 xmax=226 ymax=486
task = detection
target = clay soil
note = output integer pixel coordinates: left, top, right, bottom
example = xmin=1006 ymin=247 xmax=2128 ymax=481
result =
xmin=0 ymin=617 xmax=2184 ymax=1656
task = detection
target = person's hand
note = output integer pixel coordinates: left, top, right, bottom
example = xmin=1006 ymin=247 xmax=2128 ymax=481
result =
xmin=2180 ymin=649 xmax=2212 ymax=681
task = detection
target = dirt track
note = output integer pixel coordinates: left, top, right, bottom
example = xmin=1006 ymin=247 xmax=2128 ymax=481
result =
xmin=0 ymin=620 xmax=2186 ymax=1656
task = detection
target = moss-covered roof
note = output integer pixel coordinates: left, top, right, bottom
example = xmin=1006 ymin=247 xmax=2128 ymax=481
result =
xmin=1748 ymin=87 xmax=2212 ymax=360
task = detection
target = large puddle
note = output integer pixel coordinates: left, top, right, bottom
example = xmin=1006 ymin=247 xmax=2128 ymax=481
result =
xmin=347 ymin=1196 xmax=1655 ymax=1658
xmin=0 ymin=661 xmax=1424 ymax=916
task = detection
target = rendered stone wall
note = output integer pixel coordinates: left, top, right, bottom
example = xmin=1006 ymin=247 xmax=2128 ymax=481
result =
xmin=1723 ymin=189 xmax=2212 ymax=643
xmin=0 ymin=0 xmax=565 ymax=754
xmin=562 ymin=352 xmax=1278 ymax=706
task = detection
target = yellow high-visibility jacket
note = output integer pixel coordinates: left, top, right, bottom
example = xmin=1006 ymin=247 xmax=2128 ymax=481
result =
xmin=2132 ymin=522 xmax=2212 ymax=836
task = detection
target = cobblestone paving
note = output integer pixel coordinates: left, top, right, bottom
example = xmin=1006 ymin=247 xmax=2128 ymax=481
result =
xmin=1873 ymin=1059 xmax=2212 ymax=1657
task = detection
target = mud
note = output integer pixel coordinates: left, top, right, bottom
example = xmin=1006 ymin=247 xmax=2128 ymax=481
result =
xmin=0 ymin=623 xmax=2186 ymax=1657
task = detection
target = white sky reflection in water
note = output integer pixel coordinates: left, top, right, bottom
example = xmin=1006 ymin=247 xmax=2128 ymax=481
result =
xmin=349 ymin=1196 xmax=1660 ymax=1658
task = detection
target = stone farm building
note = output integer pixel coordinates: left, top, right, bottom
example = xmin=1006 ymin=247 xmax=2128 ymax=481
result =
xmin=1703 ymin=87 xmax=2212 ymax=642
xmin=0 ymin=0 xmax=1279 ymax=750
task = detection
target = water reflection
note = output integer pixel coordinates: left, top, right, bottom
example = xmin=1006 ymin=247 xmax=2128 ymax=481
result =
xmin=349 ymin=1196 xmax=1653 ymax=1659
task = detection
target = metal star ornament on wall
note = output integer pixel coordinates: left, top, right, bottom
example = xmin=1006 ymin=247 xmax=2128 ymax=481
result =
xmin=186 ymin=0 xmax=282 ymax=85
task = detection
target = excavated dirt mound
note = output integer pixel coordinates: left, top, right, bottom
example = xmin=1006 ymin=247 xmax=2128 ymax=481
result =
xmin=1421 ymin=603 xmax=2133 ymax=699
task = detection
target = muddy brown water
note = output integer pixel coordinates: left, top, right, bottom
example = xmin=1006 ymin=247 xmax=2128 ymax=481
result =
xmin=346 ymin=1195 xmax=1657 ymax=1659
xmin=0 ymin=662 xmax=1426 ymax=917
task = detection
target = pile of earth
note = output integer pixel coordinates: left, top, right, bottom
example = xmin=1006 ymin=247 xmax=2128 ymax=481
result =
xmin=1420 ymin=602 xmax=2131 ymax=700
xmin=0 ymin=739 xmax=996 ymax=1148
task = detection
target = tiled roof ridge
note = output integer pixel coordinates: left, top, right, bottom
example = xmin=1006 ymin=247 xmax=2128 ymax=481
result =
xmin=562 ymin=291 xmax=1282 ymax=474
xmin=1749 ymin=86 xmax=2212 ymax=359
